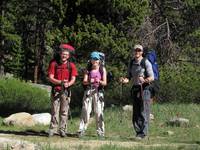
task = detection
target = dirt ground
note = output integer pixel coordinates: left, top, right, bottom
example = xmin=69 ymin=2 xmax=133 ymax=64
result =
xmin=0 ymin=133 xmax=200 ymax=150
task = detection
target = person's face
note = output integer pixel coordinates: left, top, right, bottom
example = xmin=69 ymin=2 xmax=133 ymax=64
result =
xmin=133 ymin=48 xmax=143 ymax=58
xmin=60 ymin=50 xmax=70 ymax=62
xmin=91 ymin=58 xmax=100 ymax=67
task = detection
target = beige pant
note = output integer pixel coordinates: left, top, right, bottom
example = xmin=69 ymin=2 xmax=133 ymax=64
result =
xmin=49 ymin=91 xmax=70 ymax=133
xmin=79 ymin=88 xmax=104 ymax=136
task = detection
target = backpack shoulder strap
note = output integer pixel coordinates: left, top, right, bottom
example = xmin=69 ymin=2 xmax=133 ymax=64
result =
xmin=99 ymin=65 xmax=105 ymax=90
xmin=129 ymin=58 xmax=134 ymax=68
xmin=99 ymin=65 xmax=104 ymax=78
xmin=54 ymin=61 xmax=58 ymax=74
xmin=86 ymin=62 xmax=92 ymax=77
xmin=54 ymin=61 xmax=72 ymax=78
xmin=129 ymin=58 xmax=146 ymax=69
xmin=140 ymin=58 xmax=148 ymax=78
xmin=140 ymin=58 xmax=147 ymax=70
xmin=67 ymin=61 xmax=72 ymax=80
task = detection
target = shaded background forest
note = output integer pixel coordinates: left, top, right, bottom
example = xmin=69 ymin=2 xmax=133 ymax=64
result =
xmin=0 ymin=0 xmax=199 ymax=107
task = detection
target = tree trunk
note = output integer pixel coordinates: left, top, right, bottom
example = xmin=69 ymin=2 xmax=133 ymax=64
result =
xmin=34 ymin=65 xmax=38 ymax=83
xmin=0 ymin=3 xmax=5 ymax=76
xmin=33 ymin=0 xmax=39 ymax=83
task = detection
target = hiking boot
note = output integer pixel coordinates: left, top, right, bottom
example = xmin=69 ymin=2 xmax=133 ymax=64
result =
xmin=77 ymin=130 xmax=85 ymax=138
xmin=135 ymin=134 xmax=146 ymax=140
xmin=98 ymin=135 xmax=105 ymax=140
xmin=60 ymin=131 xmax=66 ymax=137
xmin=135 ymin=136 xmax=142 ymax=140
xmin=97 ymin=132 xmax=105 ymax=139
xmin=48 ymin=130 xmax=54 ymax=137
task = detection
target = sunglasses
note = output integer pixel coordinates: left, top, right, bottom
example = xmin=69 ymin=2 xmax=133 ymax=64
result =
xmin=91 ymin=57 xmax=99 ymax=60
xmin=134 ymin=49 xmax=142 ymax=52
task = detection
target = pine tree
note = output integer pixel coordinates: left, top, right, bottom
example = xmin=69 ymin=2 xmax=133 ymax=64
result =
xmin=0 ymin=0 xmax=24 ymax=77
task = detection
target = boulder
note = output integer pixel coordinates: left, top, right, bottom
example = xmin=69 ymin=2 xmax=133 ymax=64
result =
xmin=122 ymin=105 xmax=132 ymax=111
xmin=167 ymin=117 xmax=189 ymax=127
xmin=32 ymin=113 xmax=51 ymax=125
xmin=3 ymin=112 xmax=36 ymax=127
xmin=150 ymin=113 xmax=154 ymax=120
xmin=164 ymin=130 xmax=174 ymax=136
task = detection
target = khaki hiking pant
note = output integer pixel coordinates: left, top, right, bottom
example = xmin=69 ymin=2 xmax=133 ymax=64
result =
xmin=79 ymin=88 xmax=104 ymax=136
xmin=49 ymin=91 xmax=70 ymax=133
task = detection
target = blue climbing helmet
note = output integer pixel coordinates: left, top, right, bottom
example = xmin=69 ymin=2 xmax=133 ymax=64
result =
xmin=90 ymin=51 xmax=105 ymax=65
xmin=90 ymin=51 xmax=101 ymax=60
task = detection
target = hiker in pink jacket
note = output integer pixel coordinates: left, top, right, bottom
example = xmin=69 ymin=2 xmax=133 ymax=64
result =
xmin=78 ymin=51 xmax=107 ymax=138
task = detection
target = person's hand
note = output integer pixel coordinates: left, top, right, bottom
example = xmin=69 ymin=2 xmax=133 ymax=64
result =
xmin=119 ymin=77 xmax=129 ymax=84
xmin=94 ymin=78 xmax=100 ymax=83
xmin=138 ymin=76 xmax=145 ymax=84
xmin=90 ymin=78 xmax=95 ymax=83
xmin=119 ymin=77 xmax=124 ymax=83
xmin=64 ymin=82 xmax=69 ymax=88
xmin=63 ymin=80 xmax=69 ymax=88
xmin=63 ymin=79 xmax=68 ymax=83
xmin=144 ymin=78 xmax=150 ymax=84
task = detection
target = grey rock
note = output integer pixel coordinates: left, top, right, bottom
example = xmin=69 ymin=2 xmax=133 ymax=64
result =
xmin=164 ymin=130 xmax=174 ymax=136
xmin=122 ymin=105 xmax=132 ymax=111
xmin=167 ymin=117 xmax=189 ymax=127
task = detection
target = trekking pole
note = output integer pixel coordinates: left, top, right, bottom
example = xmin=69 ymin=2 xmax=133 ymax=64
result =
xmin=62 ymin=82 xmax=73 ymax=125
xmin=119 ymin=70 xmax=126 ymax=124
xmin=119 ymin=81 xmax=123 ymax=124
xmin=67 ymin=82 xmax=73 ymax=125
xmin=68 ymin=103 xmax=73 ymax=124
xmin=140 ymin=83 xmax=143 ymax=101
xmin=88 ymin=78 xmax=94 ymax=118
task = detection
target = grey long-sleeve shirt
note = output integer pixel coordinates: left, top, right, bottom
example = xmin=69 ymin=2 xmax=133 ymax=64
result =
xmin=127 ymin=58 xmax=154 ymax=85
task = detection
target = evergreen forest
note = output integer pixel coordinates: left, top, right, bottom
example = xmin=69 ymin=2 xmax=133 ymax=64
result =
xmin=1 ymin=0 xmax=199 ymax=104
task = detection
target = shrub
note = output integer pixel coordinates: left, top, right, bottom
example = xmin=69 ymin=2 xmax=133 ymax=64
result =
xmin=159 ymin=62 xmax=200 ymax=103
xmin=0 ymin=78 xmax=50 ymax=116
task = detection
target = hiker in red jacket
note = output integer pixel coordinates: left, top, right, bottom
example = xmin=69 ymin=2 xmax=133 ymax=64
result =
xmin=47 ymin=43 xmax=78 ymax=137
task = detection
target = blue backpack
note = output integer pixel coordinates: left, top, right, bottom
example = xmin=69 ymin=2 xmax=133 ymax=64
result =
xmin=143 ymin=50 xmax=160 ymax=95
xmin=144 ymin=50 xmax=159 ymax=80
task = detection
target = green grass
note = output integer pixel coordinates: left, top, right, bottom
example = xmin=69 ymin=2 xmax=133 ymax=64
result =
xmin=0 ymin=103 xmax=200 ymax=149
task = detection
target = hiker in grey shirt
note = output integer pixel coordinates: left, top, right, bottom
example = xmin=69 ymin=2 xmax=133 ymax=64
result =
xmin=120 ymin=44 xmax=154 ymax=139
